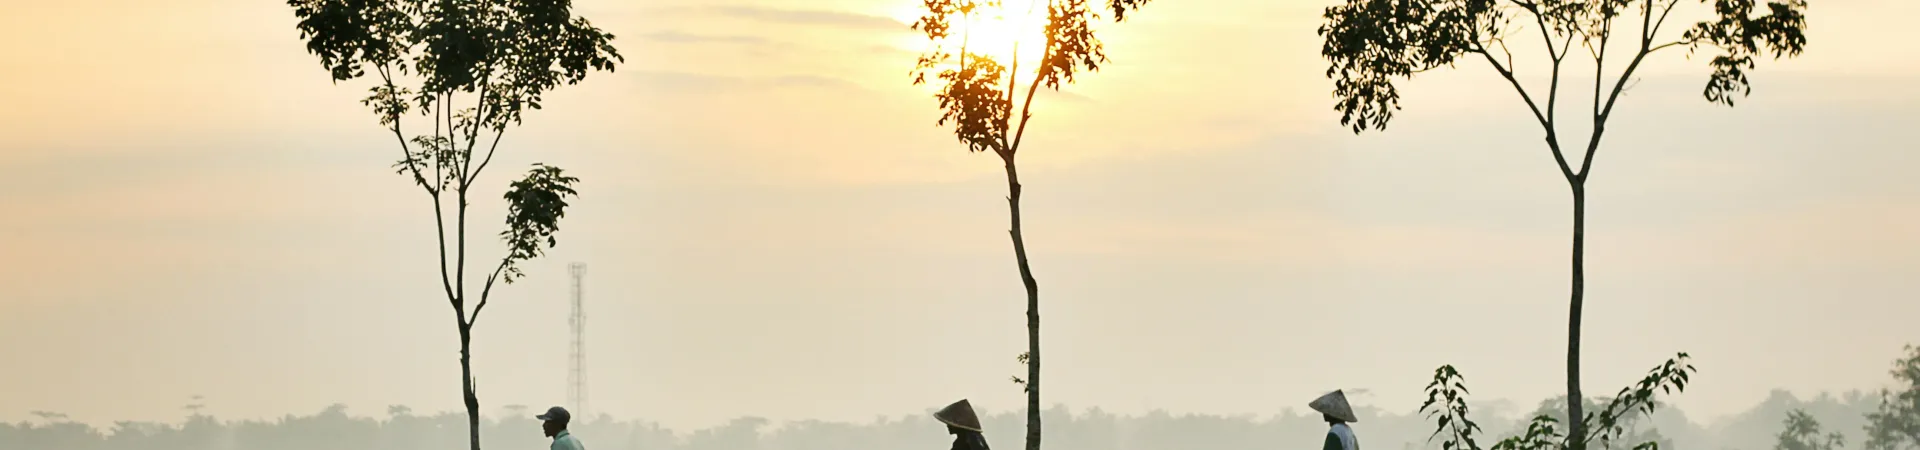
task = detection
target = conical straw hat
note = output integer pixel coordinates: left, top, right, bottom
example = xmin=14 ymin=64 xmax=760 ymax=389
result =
xmin=1309 ymin=390 xmax=1359 ymax=423
xmin=933 ymin=399 xmax=983 ymax=432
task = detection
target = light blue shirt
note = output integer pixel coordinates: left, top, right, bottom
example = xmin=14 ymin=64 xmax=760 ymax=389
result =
xmin=552 ymin=430 xmax=586 ymax=450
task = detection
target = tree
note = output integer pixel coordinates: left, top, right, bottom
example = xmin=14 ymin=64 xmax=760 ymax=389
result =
xmin=502 ymin=405 xmax=529 ymax=418
xmin=1417 ymin=353 xmax=1695 ymax=450
xmin=1775 ymin=409 xmax=1845 ymax=450
xmin=1865 ymin=344 xmax=1920 ymax=450
xmin=286 ymin=1 xmax=620 ymax=449
xmin=28 ymin=411 xmax=69 ymax=424
xmin=908 ymin=1 xmax=1156 ymax=450
xmin=1316 ymin=0 xmax=1807 ymax=446
xmin=183 ymin=395 xmax=208 ymax=419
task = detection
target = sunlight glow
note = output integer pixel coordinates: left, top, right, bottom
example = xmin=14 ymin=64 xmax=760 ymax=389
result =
xmin=894 ymin=0 xmax=1052 ymax=91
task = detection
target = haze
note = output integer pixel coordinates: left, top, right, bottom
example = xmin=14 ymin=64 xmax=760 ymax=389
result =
xmin=1 ymin=0 xmax=1916 ymax=442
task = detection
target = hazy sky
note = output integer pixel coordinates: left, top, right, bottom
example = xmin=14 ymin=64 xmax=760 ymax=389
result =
xmin=2 ymin=0 xmax=1917 ymax=432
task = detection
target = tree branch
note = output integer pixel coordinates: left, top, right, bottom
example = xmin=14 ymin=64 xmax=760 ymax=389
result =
xmin=377 ymin=65 xmax=436 ymax=197
xmin=437 ymin=90 xmax=458 ymax=190
xmin=1545 ymin=32 xmax=1570 ymax=128
xmin=1472 ymin=46 xmax=1575 ymax=180
xmin=434 ymin=94 xmax=447 ymax=190
xmin=1496 ymin=36 xmax=1518 ymax=69
xmin=1526 ymin=2 xmax=1562 ymax=62
xmin=1647 ymin=40 xmax=1688 ymax=53
xmin=454 ymin=156 xmax=469 ymax=328
xmin=1649 ymin=0 xmax=1681 ymax=43
xmin=1528 ymin=1 xmax=1576 ymax=134
xmin=1002 ymin=40 xmax=1020 ymax=152
xmin=1577 ymin=0 xmax=1665 ymax=181
xmin=1639 ymin=0 xmax=1658 ymax=44
xmin=1592 ymin=4 xmax=1617 ymax=119
xmin=459 ymin=81 xmax=491 ymax=184
xmin=1005 ymin=41 xmax=1050 ymax=157
xmin=432 ymin=165 xmax=459 ymax=311
xmin=467 ymin=126 xmax=510 ymax=189
xmin=394 ymin=85 xmax=461 ymax=310
xmin=374 ymin=65 xmax=460 ymax=311
xmin=468 ymin=258 xmax=511 ymax=327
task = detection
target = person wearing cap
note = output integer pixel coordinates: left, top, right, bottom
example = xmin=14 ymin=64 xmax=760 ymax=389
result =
xmin=933 ymin=399 xmax=991 ymax=450
xmin=1309 ymin=390 xmax=1360 ymax=450
xmin=537 ymin=406 xmax=586 ymax=450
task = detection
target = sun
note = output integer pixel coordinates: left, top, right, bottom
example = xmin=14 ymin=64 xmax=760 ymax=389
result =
xmin=894 ymin=0 xmax=1051 ymax=83
xmin=959 ymin=0 xmax=1048 ymax=68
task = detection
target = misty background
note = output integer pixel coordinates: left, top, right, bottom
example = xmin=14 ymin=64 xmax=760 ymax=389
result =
xmin=0 ymin=386 xmax=1900 ymax=450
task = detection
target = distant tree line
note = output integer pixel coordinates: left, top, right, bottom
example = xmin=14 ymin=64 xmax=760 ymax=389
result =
xmin=1773 ymin=345 xmax=1920 ymax=450
xmin=0 ymin=389 xmax=1900 ymax=450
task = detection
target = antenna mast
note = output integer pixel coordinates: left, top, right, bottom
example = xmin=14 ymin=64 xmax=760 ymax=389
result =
xmin=567 ymin=262 xmax=588 ymax=419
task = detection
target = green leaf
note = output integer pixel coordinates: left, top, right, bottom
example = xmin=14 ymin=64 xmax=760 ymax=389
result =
xmin=497 ymin=163 xmax=580 ymax=283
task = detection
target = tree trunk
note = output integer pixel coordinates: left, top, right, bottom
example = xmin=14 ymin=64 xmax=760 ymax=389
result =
xmin=460 ymin=324 xmax=482 ymax=450
xmin=1564 ymin=180 xmax=1587 ymax=450
xmin=1002 ymin=156 xmax=1042 ymax=450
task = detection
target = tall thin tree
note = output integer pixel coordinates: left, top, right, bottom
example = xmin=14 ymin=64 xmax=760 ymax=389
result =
xmin=287 ymin=1 xmax=621 ymax=449
xmin=1317 ymin=0 xmax=1806 ymax=447
xmin=909 ymin=1 xmax=1155 ymax=450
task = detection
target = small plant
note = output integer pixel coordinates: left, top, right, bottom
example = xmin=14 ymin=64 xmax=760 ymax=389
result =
xmin=1420 ymin=353 xmax=1695 ymax=450
xmin=1012 ymin=351 xmax=1032 ymax=393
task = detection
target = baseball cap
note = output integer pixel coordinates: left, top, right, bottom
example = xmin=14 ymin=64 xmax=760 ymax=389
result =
xmin=536 ymin=406 xmax=571 ymax=423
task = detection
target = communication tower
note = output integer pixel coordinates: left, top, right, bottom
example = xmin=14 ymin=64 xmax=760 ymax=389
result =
xmin=567 ymin=262 xmax=587 ymax=419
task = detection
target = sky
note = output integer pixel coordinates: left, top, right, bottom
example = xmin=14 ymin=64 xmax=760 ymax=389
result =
xmin=2 ymin=0 xmax=1918 ymax=433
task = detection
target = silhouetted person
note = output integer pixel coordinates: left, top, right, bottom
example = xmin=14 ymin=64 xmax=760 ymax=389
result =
xmin=933 ymin=399 xmax=990 ymax=450
xmin=538 ymin=406 xmax=586 ymax=450
xmin=1309 ymin=390 xmax=1360 ymax=450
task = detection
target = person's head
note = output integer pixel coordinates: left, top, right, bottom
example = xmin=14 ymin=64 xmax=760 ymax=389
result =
xmin=1308 ymin=390 xmax=1359 ymax=427
xmin=536 ymin=406 xmax=571 ymax=437
xmin=933 ymin=399 xmax=983 ymax=436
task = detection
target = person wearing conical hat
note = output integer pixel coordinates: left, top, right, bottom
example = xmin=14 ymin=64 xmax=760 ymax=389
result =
xmin=933 ymin=399 xmax=992 ymax=450
xmin=1309 ymin=390 xmax=1360 ymax=450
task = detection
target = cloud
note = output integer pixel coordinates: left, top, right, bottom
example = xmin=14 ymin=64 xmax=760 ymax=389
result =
xmin=626 ymin=70 xmax=866 ymax=95
xmin=636 ymin=31 xmax=774 ymax=46
xmin=1040 ymin=89 xmax=1096 ymax=104
xmin=767 ymin=74 xmax=866 ymax=90
xmin=652 ymin=5 xmax=905 ymax=31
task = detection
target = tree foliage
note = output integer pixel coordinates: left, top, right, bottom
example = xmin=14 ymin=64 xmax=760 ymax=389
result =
xmin=1775 ymin=409 xmax=1845 ymax=450
xmin=286 ymin=0 xmax=614 ymax=303
xmin=1418 ymin=353 xmax=1695 ymax=450
xmin=1317 ymin=0 xmax=1808 ymax=134
xmin=1865 ymin=344 xmax=1920 ymax=450
xmin=499 ymin=163 xmax=580 ymax=283
xmin=909 ymin=0 xmax=1152 ymax=159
